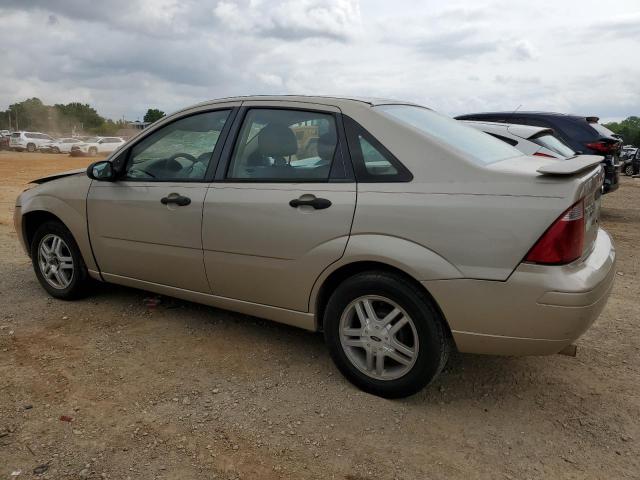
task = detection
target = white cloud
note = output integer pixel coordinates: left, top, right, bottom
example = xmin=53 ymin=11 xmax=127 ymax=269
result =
xmin=0 ymin=0 xmax=638 ymax=121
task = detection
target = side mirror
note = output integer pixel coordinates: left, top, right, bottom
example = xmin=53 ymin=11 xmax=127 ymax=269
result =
xmin=87 ymin=160 xmax=115 ymax=181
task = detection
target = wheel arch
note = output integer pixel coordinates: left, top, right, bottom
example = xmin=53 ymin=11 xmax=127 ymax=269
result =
xmin=22 ymin=210 xmax=66 ymax=253
xmin=20 ymin=185 xmax=98 ymax=273
xmin=312 ymin=260 xmax=453 ymax=340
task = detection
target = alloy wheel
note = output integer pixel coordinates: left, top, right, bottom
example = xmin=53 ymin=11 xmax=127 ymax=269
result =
xmin=339 ymin=295 xmax=419 ymax=381
xmin=37 ymin=234 xmax=74 ymax=289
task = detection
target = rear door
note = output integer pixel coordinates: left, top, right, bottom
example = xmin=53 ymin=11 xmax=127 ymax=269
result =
xmin=87 ymin=105 xmax=237 ymax=292
xmin=202 ymin=102 xmax=356 ymax=311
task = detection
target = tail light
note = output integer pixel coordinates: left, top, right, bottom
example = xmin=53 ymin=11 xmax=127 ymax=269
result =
xmin=525 ymin=200 xmax=584 ymax=265
xmin=586 ymin=141 xmax=618 ymax=154
xmin=533 ymin=152 xmax=558 ymax=158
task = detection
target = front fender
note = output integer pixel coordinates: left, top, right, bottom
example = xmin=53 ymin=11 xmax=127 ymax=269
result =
xmin=20 ymin=175 xmax=97 ymax=272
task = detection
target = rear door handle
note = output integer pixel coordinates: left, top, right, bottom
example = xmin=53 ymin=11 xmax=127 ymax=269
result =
xmin=289 ymin=196 xmax=332 ymax=210
xmin=161 ymin=194 xmax=191 ymax=206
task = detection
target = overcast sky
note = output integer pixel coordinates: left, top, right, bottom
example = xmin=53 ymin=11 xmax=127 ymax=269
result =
xmin=1 ymin=0 xmax=638 ymax=122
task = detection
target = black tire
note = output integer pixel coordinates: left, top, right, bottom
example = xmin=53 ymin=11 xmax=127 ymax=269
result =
xmin=625 ymin=164 xmax=634 ymax=176
xmin=52 ymin=147 xmax=60 ymax=154
xmin=324 ymin=271 xmax=450 ymax=398
xmin=88 ymin=147 xmax=97 ymax=157
xmin=30 ymin=220 xmax=90 ymax=300
xmin=27 ymin=143 xmax=36 ymax=152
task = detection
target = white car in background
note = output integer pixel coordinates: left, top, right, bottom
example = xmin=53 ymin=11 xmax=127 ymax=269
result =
xmin=462 ymin=121 xmax=576 ymax=159
xmin=9 ymin=131 xmax=56 ymax=152
xmin=70 ymin=137 xmax=126 ymax=156
xmin=38 ymin=137 xmax=84 ymax=154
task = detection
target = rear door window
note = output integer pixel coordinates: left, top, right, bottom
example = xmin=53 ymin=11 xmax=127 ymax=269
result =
xmin=226 ymin=108 xmax=339 ymax=181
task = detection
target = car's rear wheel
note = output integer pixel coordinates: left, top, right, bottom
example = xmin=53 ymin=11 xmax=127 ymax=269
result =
xmin=52 ymin=147 xmax=60 ymax=154
xmin=324 ymin=271 xmax=450 ymax=398
xmin=26 ymin=143 xmax=36 ymax=152
xmin=88 ymin=147 xmax=97 ymax=157
xmin=625 ymin=164 xmax=634 ymax=176
xmin=31 ymin=220 xmax=90 ymax=300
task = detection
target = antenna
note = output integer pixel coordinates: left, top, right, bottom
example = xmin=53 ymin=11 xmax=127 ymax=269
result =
xmin=513 ymin=104 xmax=522 ymax=113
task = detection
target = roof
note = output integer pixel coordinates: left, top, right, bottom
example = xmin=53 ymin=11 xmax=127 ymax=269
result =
xmin=175 ymin=95 xmax=421 ymax=114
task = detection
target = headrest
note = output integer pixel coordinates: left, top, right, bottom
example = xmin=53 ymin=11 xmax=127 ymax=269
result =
xmin=258 ymin=124 xmax=298 ymax=158
xmin=317 ymin=131 xmax=337 ymax=162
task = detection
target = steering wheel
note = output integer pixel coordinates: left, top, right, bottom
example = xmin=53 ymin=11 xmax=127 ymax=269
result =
xmin=166 ymin=152 xmax=197 ymax=170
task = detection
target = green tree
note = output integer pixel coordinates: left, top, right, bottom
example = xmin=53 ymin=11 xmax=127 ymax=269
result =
xmin=144 ymin=108 xmax=165 ymax=123
xmin=1 ymin=98 xmax=50 ymax=131
xmin=604 ymin=116 xmax=640 ymax=146
xmin=54 ymin=102 xmax=105 ymax=132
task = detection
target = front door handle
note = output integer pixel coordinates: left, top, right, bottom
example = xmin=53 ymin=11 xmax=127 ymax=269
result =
xmin=161 ymin=194 xmax=191 ymax=206
xmin=289 ymin=196 xmax=332 ymax=210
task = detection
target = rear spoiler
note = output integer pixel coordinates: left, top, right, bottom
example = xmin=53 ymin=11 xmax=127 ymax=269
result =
xmin=536 ymin=155 xmax=603 ymax=175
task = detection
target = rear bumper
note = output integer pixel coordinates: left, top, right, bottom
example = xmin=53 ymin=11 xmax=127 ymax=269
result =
xmin=424 ymin=228 xmax=616 ymax=355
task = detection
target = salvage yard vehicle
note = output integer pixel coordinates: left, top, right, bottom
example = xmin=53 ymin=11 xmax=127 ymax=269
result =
xmin=70 ymin=136 xmax=125 ymax=156
xmin=38 ymin=137 xmax=83 ymax=154
xmin=621 ymin=146 xmax=637 ymax=176
xmin=456 ymin=112 xmax=622 ymax=193
xmin=462 ymin=121 xmax=576 ymax=159
xmin=14 ymin=96 xmax=616 ymax=398
xmin=9 ymin=131 xmax=55 ymax=152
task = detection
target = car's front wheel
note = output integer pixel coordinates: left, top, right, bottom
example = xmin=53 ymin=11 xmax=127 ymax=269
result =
xmin=30 ymin=220 xmax=90 ymax=299
xmin=88 ymin=147 xmax=97 ymax=157
xmin=324 ymin=271 xmax=450 ymax=398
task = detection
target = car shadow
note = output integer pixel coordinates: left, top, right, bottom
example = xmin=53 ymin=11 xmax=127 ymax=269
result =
xmin=88 ymin=282 xmax=554 ymax=404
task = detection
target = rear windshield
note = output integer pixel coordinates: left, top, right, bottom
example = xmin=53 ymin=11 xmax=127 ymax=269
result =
xmin=11 ymin=132 xmax=20 ymax=137
xmin=589 ymin=121 xmax=616 ymax=138
xmin=532 ymin=134 xmax=575 ymax=158
xmin=376 ymin=105 xmax=523 ymax=165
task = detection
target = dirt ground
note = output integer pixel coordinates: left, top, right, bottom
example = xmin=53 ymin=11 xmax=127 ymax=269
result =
xmin=0 ymin=151 xmax=638 ymax=480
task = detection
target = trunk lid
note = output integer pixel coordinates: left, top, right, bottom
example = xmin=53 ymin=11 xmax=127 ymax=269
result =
xmin=489 ymin=154 xmax=604 ymax=260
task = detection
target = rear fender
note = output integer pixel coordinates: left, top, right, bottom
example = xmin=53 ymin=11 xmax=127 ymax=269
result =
xmin=308 ymin=233 xmax=463 ymax=313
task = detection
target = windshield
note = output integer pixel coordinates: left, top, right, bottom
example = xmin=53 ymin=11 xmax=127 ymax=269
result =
xmin=376 ymin=105 xmax=523 ymax=165
xmin=532 ymin=134 xmax=575 ymax=158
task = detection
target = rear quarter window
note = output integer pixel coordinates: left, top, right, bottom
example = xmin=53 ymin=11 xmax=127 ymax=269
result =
xmin=589 ymin=122 xmax=615 ymax=138
xmin=555 ymin=118 xmax=597 ymax=141
xmin=378 ymin=105 xmax=523 ymax=165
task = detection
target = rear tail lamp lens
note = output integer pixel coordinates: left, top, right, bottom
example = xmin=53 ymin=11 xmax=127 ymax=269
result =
xmin=525 ymin=200 xmax=585 ymax=265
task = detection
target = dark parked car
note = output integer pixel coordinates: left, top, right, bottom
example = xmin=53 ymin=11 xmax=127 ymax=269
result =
xmin=455 ymin=112 xmax=622 ymax=193
xmin=632 ymin=148 xmax=640 ymax=177
xmin=620 ymin=147 xmax=637 ymax=176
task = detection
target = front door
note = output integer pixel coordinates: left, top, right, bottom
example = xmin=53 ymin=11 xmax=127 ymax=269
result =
xmin=87 ymin=108 xmax=235 ymax=292
xmin=202 ymin=104 xmax=356 ymax=311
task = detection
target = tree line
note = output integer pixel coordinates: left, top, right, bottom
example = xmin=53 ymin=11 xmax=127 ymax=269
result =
xmin=2 ymin=97 xmax=637 ymax=146
xmin=604 ymin=117 xmax=640 ymax=147
xmin=0 ymin=97 xmax=165 ymax=135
